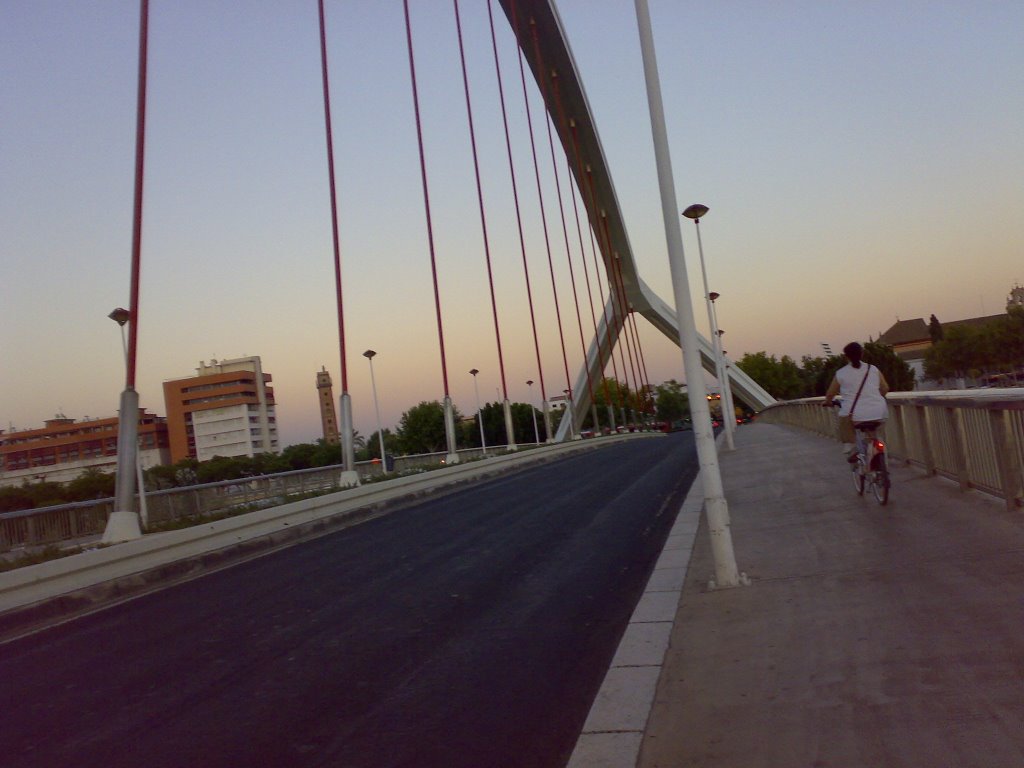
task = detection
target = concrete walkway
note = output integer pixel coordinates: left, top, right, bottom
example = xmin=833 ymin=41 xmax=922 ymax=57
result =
xmin=623 ymin=421 xmax=1024 ymax=768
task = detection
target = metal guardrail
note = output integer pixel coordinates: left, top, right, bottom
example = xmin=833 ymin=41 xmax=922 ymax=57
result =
xmin=0 ymin=445 xmax=507 ymax=553
xmin=756 ymin=390 xmax=1024 ymax=512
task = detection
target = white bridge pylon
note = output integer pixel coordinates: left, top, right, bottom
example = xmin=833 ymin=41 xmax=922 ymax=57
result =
xmin=497 ymin=1 xmax=774 ymax=440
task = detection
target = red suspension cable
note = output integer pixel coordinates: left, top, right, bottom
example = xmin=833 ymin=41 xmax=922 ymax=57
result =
xmin=317 ymin=0 xmax=349 ymax=393
xmin=487 ymin=0 xmax=548 ymax=405
xmin=519 ymin=19 xmax=573 ymax=400
xmin=453 ymin=0 xmax=509 ymax=400
xmin=125 ymin=0 xmax=149 ymax=390
xmin=542 ymin=101 xmax=596 ymax=416
xmin=610 ymin=250 xmax=643 ymax=407
xmin=566 ymin=150 xmax=612 ymax=410
xmin=403 ymin=0 xmax=451 ymax=397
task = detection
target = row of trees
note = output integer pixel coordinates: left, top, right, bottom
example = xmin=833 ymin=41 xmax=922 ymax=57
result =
xmin=923 ymin=308 xmax=1024 ymax=381
xmin=735 ymin=341 xmax=916 ymax=401
xmin=3 ymin=376 xmax=690 ymax=512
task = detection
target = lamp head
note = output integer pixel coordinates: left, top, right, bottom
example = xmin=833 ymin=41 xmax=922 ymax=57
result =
xmin=526 ymin=379 xmax=534 ymax=386
xmin=709 ymin=291 xmax=720 ymax=302
xmin=469 ymin=368 xmax=479 ymax=376
xmin=108 ymin=307 xmax=131 ymax=327
xmin=363 ymin=349 xmax=376 ymax=359
xmin=682 ymin=203 xmax=709 ymax=220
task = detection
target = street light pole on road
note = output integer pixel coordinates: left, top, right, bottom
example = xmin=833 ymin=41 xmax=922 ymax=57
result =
xmin=526 ymin=380 xmax=540 ymax=445
xmin=683 ymin=204 xmax=735 ymax=451
xmin=635 ymin=0 xmax=745 ymax=588
xmin=470 ymin=369 xmax=486 ymax=455
xmin=363 ymin=350 xmax=387 ymax=475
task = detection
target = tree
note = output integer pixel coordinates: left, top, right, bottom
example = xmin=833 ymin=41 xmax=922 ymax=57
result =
xmin=362 ymin=428 xmax=399 ymax=460
xmin=863 ymin=341 xmax=915 ymax=391
xmin=654 ymin=379 xmax=690 ymax=422
xmin=510 ymin=401 xmax=546 ymax=443
xmin=736 ymin=351 xmax=804 ymax=400
xmin=66 ymin=468 xmax=115 ymax=501
xmin=928 ymin=314 xmax=943 ymax=342
xmin=924 ymin=324 xmax=980 ymax=381
xmin=397 ymin=400 xmax=458 ymax=454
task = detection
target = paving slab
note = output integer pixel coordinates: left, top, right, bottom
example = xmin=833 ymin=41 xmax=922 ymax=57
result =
xmin=638 ymin=422 xmax=1024 ymax=768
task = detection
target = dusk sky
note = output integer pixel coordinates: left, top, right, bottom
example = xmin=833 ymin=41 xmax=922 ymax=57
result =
xmin=3 ymin=1 xmax=1022 ymax=448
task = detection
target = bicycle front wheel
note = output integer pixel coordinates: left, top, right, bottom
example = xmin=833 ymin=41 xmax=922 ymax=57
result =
xmin=852 ymin=459 xmax=865 ymax=495
xmin=871 ymin=455 xmax=889 ymax=505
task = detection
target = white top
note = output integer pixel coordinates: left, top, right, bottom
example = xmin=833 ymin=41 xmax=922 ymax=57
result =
xmin=835 ymin=363 xmax=888 ymax=422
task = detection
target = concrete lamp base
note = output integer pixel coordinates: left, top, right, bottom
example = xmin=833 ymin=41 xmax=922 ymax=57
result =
xmin=102 ymin=511 xmax=143 ymax=544
xmin=338 ymin=470 xmax=360 ymax=489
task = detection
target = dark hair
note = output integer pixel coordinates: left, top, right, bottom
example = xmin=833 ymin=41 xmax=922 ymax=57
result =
xmin=843 ymin=341 xmax=863 ymax=367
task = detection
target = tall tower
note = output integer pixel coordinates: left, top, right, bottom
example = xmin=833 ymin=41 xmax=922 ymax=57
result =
xmin=317 ymin=366 xmax=339 ymax=445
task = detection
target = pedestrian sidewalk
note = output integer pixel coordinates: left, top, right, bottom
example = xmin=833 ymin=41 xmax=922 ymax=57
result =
xmin=575 ymin=421 xmax=1024 ymax=768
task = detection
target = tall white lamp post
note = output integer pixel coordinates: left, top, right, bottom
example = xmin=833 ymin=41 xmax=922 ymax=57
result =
xmin=363 ymin=349 xmax=387 ymax=475
xmin=470 ymin=369 xmax=486 ymax=455
xmin=712 ymin=312 xmax=738 ymax=439
xmin=682 ymin=204 xmax=734 ymax=451
xmin=636 ymin=0 xmax=744 ymax=588
xmin=526 ymin=380 xmax=540 ymax=445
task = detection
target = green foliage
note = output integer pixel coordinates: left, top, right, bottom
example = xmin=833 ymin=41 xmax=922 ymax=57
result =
xmin=925 ymin=309 xmax=1024 ymax=381
xmin=398 ymin=400 xmax=459 ymax=454
xmin=65 ymin=468 xmax=115 ymax=501
xmin=736 ymin=351 xmax=804 ymax=400
xmin=654 ymin=379 xmax=690 ymax=422
xmin=361 ymin=428 xmax=399 ymax=460
xmin=863 ymin=341 xmax=915 ymax=391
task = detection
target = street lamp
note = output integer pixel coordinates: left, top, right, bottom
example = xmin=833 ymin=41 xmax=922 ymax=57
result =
xmin=682 ymin=203 xmax=735 ymax=450
xmin=108 ymin=308 xmax=148 ymax=529
xmin=470 ymin=369 xmax=486 ymax=455
xmin=363 ymin=350 xmax=387 ymax=475
xmin=526 ymin=380 xmax=540 ymax=445
xmin=563 ymin=388 xmax=576 ymax=440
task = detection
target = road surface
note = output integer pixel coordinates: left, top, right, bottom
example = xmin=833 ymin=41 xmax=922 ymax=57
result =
xmin=1 ymin=434 xmax=698 ymax=768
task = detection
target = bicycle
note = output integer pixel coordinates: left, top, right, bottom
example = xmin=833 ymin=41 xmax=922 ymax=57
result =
xmin=852 ymin=420 xmax=890 ymax=505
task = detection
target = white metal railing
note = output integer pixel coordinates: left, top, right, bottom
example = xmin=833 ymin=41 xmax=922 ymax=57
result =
xmin=0 ymin=443 xmax=531 ymax=552
xmin=756 ymin=389 xmax=1024 ymax=511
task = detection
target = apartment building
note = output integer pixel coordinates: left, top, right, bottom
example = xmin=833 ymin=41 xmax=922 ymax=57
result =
xmin=163 ymin=356 xmax=279 ymax=463
xmin=0 ymin=410 xmax=170 ymax=488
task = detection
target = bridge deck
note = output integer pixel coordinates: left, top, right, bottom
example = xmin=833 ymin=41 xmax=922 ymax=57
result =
xmin=637 ymin=422 xmax=1024 ymax=767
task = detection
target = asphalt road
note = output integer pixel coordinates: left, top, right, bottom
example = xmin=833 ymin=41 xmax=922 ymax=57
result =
xmin=1 ymin=434 xmax=698 ymax=768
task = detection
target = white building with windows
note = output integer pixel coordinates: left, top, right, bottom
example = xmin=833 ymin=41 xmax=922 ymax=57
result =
xmin=163 ymin=356 xmax=280 ymax=463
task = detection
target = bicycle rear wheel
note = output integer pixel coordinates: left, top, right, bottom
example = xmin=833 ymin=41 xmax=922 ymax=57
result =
xmin=871 ymin=454 xmax=889 ymax=505
xmin=852 ymin=459 xmax=865 ymax=495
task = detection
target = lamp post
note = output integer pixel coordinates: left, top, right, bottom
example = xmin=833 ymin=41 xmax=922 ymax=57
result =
xmin=103 ymin=0 xmax=149 ymax=545
xmin=711 ymin=303 xmax=738 ymax=442
xmin=108 ymin=308 xmax=148 ymax=530
xmin=363 ymin=350 xmax=387 ymax=475
xmin=682 ymin=204 xmax=734 ymax=451
xmin=470 ymin=369 xmax=486 ymax=455
xmin=636 ymin=0 xmax=744 ymax=589
xmin=564 ymin=389 xmax=576 ymax=439
xmin=526 ymin=380 xmax=540 ymax=445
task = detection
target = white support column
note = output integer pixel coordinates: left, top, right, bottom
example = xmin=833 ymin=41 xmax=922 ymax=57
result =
xmin=339 ymin=392 xmax=360 ymax=487
xmin=503 ymin=399 xmax=518 ymax=451
xmin=103 ymin=388 xmax=142 ymax=543
xmin=444 ymin=396 xmax=460 ymax=464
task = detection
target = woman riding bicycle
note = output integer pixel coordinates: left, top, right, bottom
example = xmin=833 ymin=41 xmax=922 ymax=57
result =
xmin=823 ymin=342 xmax=890 ymax=462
